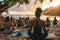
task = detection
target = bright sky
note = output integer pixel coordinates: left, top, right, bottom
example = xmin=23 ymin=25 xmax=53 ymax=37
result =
xmin=1 ymin=0 xmax=60 ymax=14
xmin=1 ymin=0 xmax=60 ymax=20
xmin=8 ymin=0 xmax=60 ymax=11
xmin=8 ymin=0 xmax=41 ymax=12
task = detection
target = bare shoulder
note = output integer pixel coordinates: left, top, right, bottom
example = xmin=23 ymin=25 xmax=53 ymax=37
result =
xmin=40 ymin=20 xmax=45 ymax=26
xmin=40 ymin=20 xmax=45 ymax=23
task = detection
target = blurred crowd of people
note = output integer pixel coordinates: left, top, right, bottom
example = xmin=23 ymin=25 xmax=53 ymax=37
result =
xmin=0 ymin=15 xmax=32 ymax=33
xmin=45 ymin=17 xmax=58 ymax=28
xmin=0 ymin=8 xmax=58 ymax=40
xmin=0 ymin=15 xmax=58 ymax=34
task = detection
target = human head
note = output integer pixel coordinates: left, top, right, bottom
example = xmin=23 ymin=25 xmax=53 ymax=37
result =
xmin=54 ymin=17 xmax=56 ymax=19
xmin=35 ymin=7 xmax=42 ymax=18
xmin=54 ymin=17 xmax=57 ymax=20
xmin=5 ymin=16 xmax=10 ymax=22
xmin=46 ymin=17 xmax=49 ymax=20
xmin=26 ymin=17 xmax=29 ymax=20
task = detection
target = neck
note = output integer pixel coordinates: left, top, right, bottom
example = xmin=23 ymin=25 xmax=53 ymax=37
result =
xmin=36 ymin=17 xmax=39 ymax=19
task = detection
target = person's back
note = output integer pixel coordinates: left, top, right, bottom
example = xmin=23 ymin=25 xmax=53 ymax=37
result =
xmin=53 ymin=17 xmax=58 ymax=28
xmin=31 ymin=19 xmax=48 ymax=40
xmin=17 ymin=20 xmax=23 ymax=27
xmin=53 ymin=17 xmax=57 ymax=25
xmin=28 ymin=8 xmax=48 ymax=40
xmin=25 ymin=18 xmax=31 ymax=27
xmin=45 ymin=17 xmax=50 ymax=27
xmin=4 ymin=16 xmax=12 ymax=34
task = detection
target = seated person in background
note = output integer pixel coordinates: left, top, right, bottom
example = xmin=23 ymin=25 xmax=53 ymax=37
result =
xmin=53 ymin=17 xmax=58 ymax=27
xmin=10 ymin=17 xmax=17 ymax=27
xmin=17 ymin=20 xmax=23 ymax=28
xmin=45 ymin=17 xmax=50 ymax=27
xmin=28 ymin=7 xmax=49 ymax=40
xmin=25 ymin=17 xmax=31 ymax=27
xmin=3 ymin=16 xmax=13 ymax=34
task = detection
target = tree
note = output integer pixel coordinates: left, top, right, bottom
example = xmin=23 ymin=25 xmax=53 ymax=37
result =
xmin=0 ymin=0 xmax=29 ymax=14
xmin=0 ymin=0 xmax=52 ymax=15
xmin=34 ymin=0 xmax=53 ymax=4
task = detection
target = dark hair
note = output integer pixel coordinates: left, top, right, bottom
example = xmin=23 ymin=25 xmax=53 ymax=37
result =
xmin=5 ymin=16 xmax=10 ymax=22
xmin=26 ymin=17 xmax=29 ymax=20
xmin=35 ymin=7 xmax=42 ymax=18
xmin=19 ymin=17 xmax=21 ymax=20
xmin=46 ymin=17 xmax=49 ymax=20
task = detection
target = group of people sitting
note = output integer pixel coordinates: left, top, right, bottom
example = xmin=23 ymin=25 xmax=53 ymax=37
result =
xmin=45 ymin=17 xmax=58 ymax=28
xmin=0 ymin=15 xmax=31 ymax=33
xmin=0 ymin=7 xmax=58 ymax=40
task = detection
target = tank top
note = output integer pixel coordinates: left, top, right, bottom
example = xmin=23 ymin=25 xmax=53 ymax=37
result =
xmin=33 ymin=20 xmax=42 ymax=36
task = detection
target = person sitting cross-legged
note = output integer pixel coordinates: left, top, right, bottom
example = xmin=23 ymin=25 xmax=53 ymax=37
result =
xmin=28 ymin=7 xmax=49 ymax=40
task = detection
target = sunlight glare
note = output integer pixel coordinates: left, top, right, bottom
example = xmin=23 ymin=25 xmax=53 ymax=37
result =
xmin=42 ymin=0 xmax=60 ymax=11
xmin=51 ymin=0 xmax=60 ymax=6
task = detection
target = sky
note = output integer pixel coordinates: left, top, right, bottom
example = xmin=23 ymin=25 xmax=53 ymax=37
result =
xmin=0 ymin=0 xmax=55 ymax=12
xmin=1 ymin=0 xmax=60 ymax=20
xmin=0 ymin=0 xmax=39 ymax=13
xmin=8 ymin=0 xmax=42 ymax=12
xmin=8 ymin=0 xmax=55 ymax=11
xmin=0 ymin=0 xmax=50 ymax=12
xmin=1 ymin=0 xmax=60 ymax=14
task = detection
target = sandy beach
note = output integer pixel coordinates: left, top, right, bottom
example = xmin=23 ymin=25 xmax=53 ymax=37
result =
xmin=0 ymin=14 xmax=60 ymax=40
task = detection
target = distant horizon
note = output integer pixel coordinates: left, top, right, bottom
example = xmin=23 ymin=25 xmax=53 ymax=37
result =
xmin=2 ymin=12 xmax=60 ymax=20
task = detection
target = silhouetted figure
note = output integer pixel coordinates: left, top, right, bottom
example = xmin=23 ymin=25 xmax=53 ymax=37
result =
xmin=17 ymin=20 xmax=23 ymax=27
xmin=53 ymin=17 xmax=58 ymax=27
xmin=28 ymin=8 xmax=48 ymax=40
xmin=45 ymin=17 xmax=50 ymax=27
xmin=4 ymin=16 xmax=12 ymax=34
xmin=25 ymin=17 xmax=31 ymax=27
